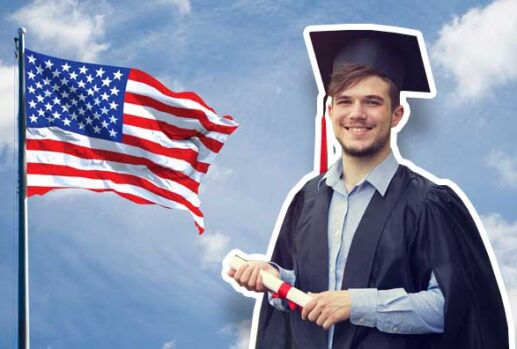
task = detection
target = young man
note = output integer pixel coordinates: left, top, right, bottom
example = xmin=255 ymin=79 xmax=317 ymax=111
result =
xmin=229 ymin=27 xmax=508 ymax=349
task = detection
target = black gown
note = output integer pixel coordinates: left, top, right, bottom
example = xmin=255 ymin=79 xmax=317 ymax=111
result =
xmin=255 ymin=165 xmax=508 ymax=349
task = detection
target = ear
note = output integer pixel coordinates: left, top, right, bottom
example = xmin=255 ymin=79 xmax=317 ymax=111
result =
xmin=327 ymin=102 xmax=333 ymax=119
xmin=391 ymin=105 xmax=404 ymax=128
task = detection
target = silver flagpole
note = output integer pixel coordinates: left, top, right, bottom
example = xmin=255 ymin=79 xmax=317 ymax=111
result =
xmin=16 ymin=26 xmax=30 ymax=349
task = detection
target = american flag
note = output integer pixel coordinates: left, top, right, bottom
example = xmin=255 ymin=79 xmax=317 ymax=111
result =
xmin=24 ymin=49 xmax=238 ymax=233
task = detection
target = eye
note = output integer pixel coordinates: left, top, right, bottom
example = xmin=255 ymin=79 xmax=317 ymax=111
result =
xmin=365 ymin=99 xmax=382 ymax=106
xmin=337 ymin=99 xmax=352 ymax=105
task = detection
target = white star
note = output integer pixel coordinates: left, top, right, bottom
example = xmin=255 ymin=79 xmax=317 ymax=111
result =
xmin=60 ymin=90 xmax=70 ymax=99
xmin=44 ymin=59 xmax=54 ymax=69
xmin=71 ymin=98 xmax=78 ymax=106
xmin=78 ymin=122 xmax=85 ymax=130
xmin=60 ymin=77 xmax=69 ymax=85
xmin=61 ymin=62 xmax=71 ymax=72
xmin=93 ymin=111 xmax=101 ymax=119
xmin=52 ymin=69 xmax=61 ymax=78
xmin=95 ymin=67 xmax=105 ymax=77
xmin=52 ymin=84 xmax=60 ymax=92
xmin=35 ymin=82 xmax=43 ymax=89
xmin=93 ymin=97 xmax=101 ymax=106
xmin=109 ymin=101 xmax=118 ymax=110
xmin=63 ymin=118 xmax=71 ymax=126
xmin=109 ymin=129 xmax=117 ymax=137
xmin=36 ymin=95 xmax=44 ymax=103
xmin=92 ymin=85 xmax=100 ymax=93
xmin=85 ymin=116 xmax=93 ymax=125
xmin=61 ymin=103 xmax=70 ymax=112
xmin=69 ymin=86 xmax=78 ymax=94
xmin=46 ymin=116 xmax=52 ymax=123
xmin=52 ymin=111 xmax=60 ymax=119
xmin=101 ymin=120 xmax=109 ymax=128
xmin=29 ymin=115 xmax=38 ymax=123
xmin=69 ymin=71 xmax=78 ymax=80
xmin=109 ymin=115 xmax=117 ymax=124
xmin=87 ymin=88 xmax=94 ymax=96
xmin=100 ymin=106 xmax=109 ymax=115
xmin=110 ymin=86 xmax=120 ymax=96
xmin=28 ymin=100 xmax=37 ymax=108
xmin=78 ymin=94 xmax=86 ymax=102
xmin=27 ymin=71 xmax=35 ymax=80
xmin=93 ymin=125 xmax=101 ymax=134
xmin=53 ymin=97 xmax=61 ymax=105
xmin=42 ymin=77 xmax=51 ymax=85
xmin=70 ymin=111 xmax=78 ymax=120
xmin=37 ymin=109 xmax=45 ymax=117
xmin=35 ymin=65 xmax=44 ymax=75
xmin=28 ymin=86 xmax=36 ymax=94
xmin=100 ymin=92 xmax=109 ymax=101
xmin=28 ymin=55 xmax=36 ymax=64
xmin=113 ymin=70 xmax=123 ymax=80
xmin=86 ymin=74 xmax=94 ymax=83
xmin=44 ymin=102 xmax=52 ymax=111
xmin=85 ymin=102 xmax=93 ymax=110
xmin=102 ymin=77 xmax=112 ymax=87
xmin=78 ymin=107 xmax=85 ymax=116
xmin=77 ymin=80 xmax=86 ymax=88
xmin=43 ymin=90 xmax=52 ymax=97
xmin=79 ymin=65 xmax=88 ymax=74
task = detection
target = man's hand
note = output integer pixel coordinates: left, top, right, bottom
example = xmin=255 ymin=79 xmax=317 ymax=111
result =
xmin=227 ymin=261 xmax=280 ymax=293
xmin=301 ymin=290 xmax=352 ymax=330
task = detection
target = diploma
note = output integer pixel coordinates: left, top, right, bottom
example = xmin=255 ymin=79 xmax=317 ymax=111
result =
xmin=228 ymin=254 xmax=312 ymax=308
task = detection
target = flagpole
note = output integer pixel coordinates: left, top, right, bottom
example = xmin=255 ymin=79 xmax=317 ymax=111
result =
xmin=16 ymin=26 xmax=30 ymax=349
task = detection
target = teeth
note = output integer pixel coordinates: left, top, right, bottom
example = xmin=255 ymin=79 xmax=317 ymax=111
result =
xmin=348 ymin=127 xmax=369 ymax=132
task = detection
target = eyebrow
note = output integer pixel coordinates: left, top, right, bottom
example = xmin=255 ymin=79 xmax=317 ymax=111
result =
xmin=335 ymin=95 xmax=385 ymax=101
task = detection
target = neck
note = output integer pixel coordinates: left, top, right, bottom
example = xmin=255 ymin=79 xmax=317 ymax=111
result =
xmin=341 ymin=146 xmax=391 ymax=192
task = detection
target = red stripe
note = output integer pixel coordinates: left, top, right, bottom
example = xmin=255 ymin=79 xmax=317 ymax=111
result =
xmin=320 ymin=114 xmax=328 ymax=174
xmin=27 ymin=139 xmax=201 ymax=193
xmin=122 ymin=134 xmax=210 ymax=173
xmin=27 ymin=163 xmax=203 ymax=216
xmin=129 ymin=69 xmax=216 ymax=113
xmin=124 ymin=92 xmax=237 ymax=135
xmin=124 ymin=114 xmax=224 ymax=153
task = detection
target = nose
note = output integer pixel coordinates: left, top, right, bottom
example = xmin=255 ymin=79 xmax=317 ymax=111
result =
xmin=349 ymin=100 xmax=366 ymax=120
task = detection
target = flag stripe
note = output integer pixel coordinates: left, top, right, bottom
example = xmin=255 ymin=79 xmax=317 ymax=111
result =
xmin=124 ymin=92 xmax=236 ymax=135
xmin=28 ymin=186 xmax=157 ymax=205
xmin=123 ymin=114 xmax=224 ymax=153
xmin=128 ymin=69 xmax=216 ymax=114
xmin=26 ymin=127 xmax=209 ymax=176
xmin=27 ymin=163 xmax=203 ymax=215
xmin=26 ymin=149 xmax=201 ymax=202
xmin=27 ymin=176 xmax=205 ymax=228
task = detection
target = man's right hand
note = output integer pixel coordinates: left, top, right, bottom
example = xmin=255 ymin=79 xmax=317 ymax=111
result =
xmin=227 ymin=261 xmax=280 ymax=292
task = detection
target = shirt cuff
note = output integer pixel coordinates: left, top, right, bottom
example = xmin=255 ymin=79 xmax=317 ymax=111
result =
xmin=349 ymin=288 xmax=378 ymax=328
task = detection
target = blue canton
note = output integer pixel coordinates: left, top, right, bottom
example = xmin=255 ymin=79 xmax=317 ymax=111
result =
xmin=25 ymin=49 xmax=129 ymax=142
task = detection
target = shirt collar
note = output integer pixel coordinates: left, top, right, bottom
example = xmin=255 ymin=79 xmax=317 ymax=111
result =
xmin=318 ymin=152 xmax=399 ymax=197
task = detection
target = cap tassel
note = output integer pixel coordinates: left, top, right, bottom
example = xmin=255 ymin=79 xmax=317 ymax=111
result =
xmin=319 ymin=113 xmax=328 ymax=174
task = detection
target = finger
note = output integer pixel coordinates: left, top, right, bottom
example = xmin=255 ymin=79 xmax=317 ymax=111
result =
xmin=301 ymin=299 xmax=317 ymax=320
xmin=240 ymin=264 xmax=255 ymax=285
xmin=227 ymin=269 xmax=235 ymax=277
xmin=308 ymin=304 xmax=323 ymax=322
xmin=322 ymin=317 xmax=335 ymax=330
xmin=316 ymin=311 xmax=327 ymax=326
xmin=233 ymin=264 xmax=248 ymax=281
xmin=248 ymin=267 xmax=260 ymax=289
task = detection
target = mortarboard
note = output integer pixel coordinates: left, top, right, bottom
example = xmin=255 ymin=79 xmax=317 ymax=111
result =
xmin=306 ymin=27 xmax=432 ymax=94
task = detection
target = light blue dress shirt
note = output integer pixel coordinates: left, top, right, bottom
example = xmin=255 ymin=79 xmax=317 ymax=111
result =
xmin=269 ymin=153 xmax=444 ymax=347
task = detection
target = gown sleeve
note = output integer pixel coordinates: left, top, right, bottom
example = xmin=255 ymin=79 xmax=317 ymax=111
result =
xmin=413 ymin=185 xmax=508 ymax=349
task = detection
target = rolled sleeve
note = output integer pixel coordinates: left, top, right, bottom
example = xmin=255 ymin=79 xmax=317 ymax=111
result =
xmin=267 ymin=263 xmax=296 ymax=312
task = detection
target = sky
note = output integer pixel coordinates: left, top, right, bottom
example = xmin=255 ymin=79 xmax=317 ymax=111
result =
xmin=1 ymin=0 xmax=517 ymax=348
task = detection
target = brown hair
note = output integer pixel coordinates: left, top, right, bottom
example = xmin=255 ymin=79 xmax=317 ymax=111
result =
xmin=328 ymin=63 xmax=400 ymax=110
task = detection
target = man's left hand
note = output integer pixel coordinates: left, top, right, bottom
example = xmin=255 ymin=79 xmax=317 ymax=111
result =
xmin=301 ymin=290 xmax=352 ymax=330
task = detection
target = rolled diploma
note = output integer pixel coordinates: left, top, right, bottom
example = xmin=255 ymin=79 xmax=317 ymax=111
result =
xmin=228 ymin=254 xmax=312 ymax=308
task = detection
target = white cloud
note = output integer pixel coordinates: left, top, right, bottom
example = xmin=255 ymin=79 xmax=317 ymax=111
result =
xmin=220 ymin=319 xmax=251 ymax=349
xmin=9 ymin=0 xmax=110 ymax=61
xmin=157 ymin=0 xmax=192 ymax=15
xmin=162 ymin=340 xmax=176 ymax=349
xmin=432 ymin=0 xmax=517 ymax=101
xmin=0 ymin=62 xmax=15 ymax=151
xmin=196 ymin=231 xmax=230 ymax=268
xmin=482 ymin=213 xmax=517 ymax=288
xmin=486 ymin=150 xmax=517 ymax=188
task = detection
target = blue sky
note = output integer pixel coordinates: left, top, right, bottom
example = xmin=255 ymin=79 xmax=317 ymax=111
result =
xmin=1 ymin=0 xmax=517 ymax=348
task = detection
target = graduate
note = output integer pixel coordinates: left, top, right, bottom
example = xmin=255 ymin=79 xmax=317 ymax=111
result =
xmin=228 ymin=26 xmax=509 ymax=349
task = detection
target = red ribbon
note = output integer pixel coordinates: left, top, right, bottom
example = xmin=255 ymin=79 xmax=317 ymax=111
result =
xmin=272 ymin=282 xmax=301 ymax=311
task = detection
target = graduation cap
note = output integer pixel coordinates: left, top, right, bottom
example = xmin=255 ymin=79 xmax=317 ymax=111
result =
xmin=306 ymin=27 xmax=432 ymax=94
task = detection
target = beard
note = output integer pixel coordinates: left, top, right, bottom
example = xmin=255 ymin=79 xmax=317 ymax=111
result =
xmin=340 ymin=131 xmax=390 ymax=158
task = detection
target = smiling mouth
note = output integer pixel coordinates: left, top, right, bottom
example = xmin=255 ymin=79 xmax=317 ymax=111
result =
xmin=344 ymin=126 xmax=373 ymax=135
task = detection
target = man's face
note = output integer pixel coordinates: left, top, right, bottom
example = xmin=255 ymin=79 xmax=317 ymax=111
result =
xmin=328 ymin=75 xmax=403 ymax=158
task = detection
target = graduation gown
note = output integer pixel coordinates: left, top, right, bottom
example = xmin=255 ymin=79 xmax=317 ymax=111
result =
xmin=255 ymin=165 xmax=508 ymax=349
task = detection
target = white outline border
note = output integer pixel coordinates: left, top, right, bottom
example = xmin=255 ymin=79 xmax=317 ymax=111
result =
xmin=221 ymin=24 xmax=514 ymax=349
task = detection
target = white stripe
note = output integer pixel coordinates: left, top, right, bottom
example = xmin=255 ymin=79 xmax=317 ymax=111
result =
xmin=123 ymin=124 xmax=221 ymax=163
xmin=26 ymin=150 xmax=200 ymax=205
xmin=124 ymin=102 xmax=207 ymax=131
xmin=27 ymin=127 xmax=209 ymax=180
xmin=27 ymin=174 xmax=204 ymax=227
xmin=126 ymin=79 xmax=237 ymax=128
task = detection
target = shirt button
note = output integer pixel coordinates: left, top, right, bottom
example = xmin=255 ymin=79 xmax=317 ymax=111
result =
xmin=393 ymin=326 xmax=399 ymax=332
